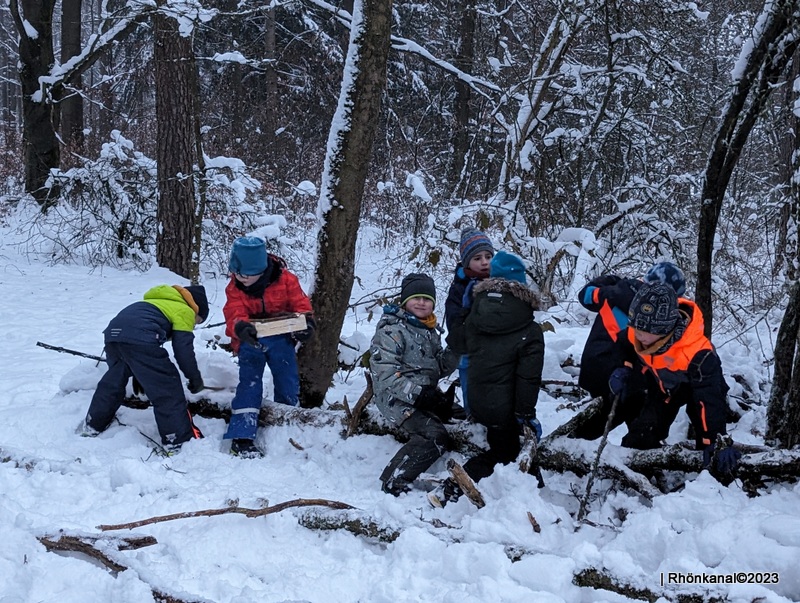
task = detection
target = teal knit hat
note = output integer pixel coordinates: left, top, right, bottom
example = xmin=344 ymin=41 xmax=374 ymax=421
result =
xmin=490 ymin=251 xmax=526 ymax=284
xmin=229 ymin=236 xmax=268 ymax=276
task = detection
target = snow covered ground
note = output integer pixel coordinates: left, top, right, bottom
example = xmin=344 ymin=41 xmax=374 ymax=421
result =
xmin=0 ymin=230 xmax=798 ymax=603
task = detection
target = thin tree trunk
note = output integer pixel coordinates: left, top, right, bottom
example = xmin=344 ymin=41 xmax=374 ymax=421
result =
xmin=153 ymin=3 xmax=199 ymax=278
xmin=297 ymin=0 xmax=393 ymax=407
xmin=262 ymin=6 xmax=278 ymax=159
xmin=448 ymin=0 xmax=475 ymax=194
xmin=696 ymin=0 xmax=800 ymax=335
xmin=60 ymin=0 xmax=84 ymax=153
xmin=767 ymin=280 xmax=800 ymax=446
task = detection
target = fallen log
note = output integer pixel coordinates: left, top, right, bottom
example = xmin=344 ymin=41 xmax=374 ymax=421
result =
xmin=296 ymin=509 xmax=401 ymax=543
xmin=121 ymin=396 xmax=489 ymax=456
xmin=116 ymin=395 xmax=800 ymax=496
xmin=573 ymin=567 xmax=726 ymax=603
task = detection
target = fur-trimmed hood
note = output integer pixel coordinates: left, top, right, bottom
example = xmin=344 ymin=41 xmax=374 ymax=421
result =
xmin=466 ymin=277 xmax=540 ymax=336
xmin=473 ymin=277 xmax=541 ymax=310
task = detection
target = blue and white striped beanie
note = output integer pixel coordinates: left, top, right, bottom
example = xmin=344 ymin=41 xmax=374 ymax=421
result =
xmin=459 ymin=227 xmax=494 ymax=267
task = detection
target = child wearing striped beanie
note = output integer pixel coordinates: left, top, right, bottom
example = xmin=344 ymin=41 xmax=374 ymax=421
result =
xmin=444 ymin=226 xmax=496 ymax=419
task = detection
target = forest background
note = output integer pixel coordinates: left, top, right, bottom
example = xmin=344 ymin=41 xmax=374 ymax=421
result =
xmin=2 ymin=0 xmax=800 ymax=437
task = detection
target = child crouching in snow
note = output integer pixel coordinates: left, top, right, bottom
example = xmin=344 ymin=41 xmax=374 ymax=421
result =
xmin=369 ymin=273 xmax=459 ymax=496
xmin=78 ymin=284 xmax=208 ymax=452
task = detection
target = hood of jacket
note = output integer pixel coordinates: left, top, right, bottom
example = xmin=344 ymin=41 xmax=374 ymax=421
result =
xmin=469 ymin=278 xmax=540 ymax=335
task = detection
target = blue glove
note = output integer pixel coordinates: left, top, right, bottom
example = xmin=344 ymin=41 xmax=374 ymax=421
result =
xmin=608 ymin=366 xmax=632 ymax=398
xmin=517 ymin=416 xmax=543 ymax=442
xmin=703 ymin=443 xmax=742 ymax=485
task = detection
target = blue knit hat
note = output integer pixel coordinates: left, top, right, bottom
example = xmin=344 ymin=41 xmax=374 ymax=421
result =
xmin=229 ymin=236 xmax=268 ymax=276
xmin=490 ymin=251 xmax=526 ymax=284
xmin=644 ymin=261 xmax=686 ymax=296
xmin=459 ymin=227 xmax=494 ymax=267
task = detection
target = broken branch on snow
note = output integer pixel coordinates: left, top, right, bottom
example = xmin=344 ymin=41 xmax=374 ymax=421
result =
xmin=98 ymin=498 xmax=355 ymax=531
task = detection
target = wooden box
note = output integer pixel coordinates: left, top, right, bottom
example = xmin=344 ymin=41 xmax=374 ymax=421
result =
xmin=252 ymin=313 xmax=307 ymax=337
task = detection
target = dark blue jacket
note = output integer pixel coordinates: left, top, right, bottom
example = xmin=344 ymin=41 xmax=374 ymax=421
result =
xmin=444 ymin=265 xmax=470 ymax=332
xmin=104 ymin=287 xmax=201 ymax=383
xmin=577 ymin=275 xmax=642 ymax=397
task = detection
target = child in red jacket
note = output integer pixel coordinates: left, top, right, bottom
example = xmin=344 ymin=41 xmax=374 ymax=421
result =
xmin=223 ymin=236 xmax=314 ymax=458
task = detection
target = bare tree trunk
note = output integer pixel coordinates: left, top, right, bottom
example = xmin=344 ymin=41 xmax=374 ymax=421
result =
xmin=262 ymin=6 xmax=278 ymax=159
xmin=777 ymin=49 xmax=800 ymax=281
xmin=153 ymin=3 xmax=199 ymax=279
xmin=11 ymin=0 xmax=60 ymax=207
xmin=0 ymin=18 xmax=14 ymax=126
xmin=297 ymin=0 xmax=393 ymax=407
xmin=696 ymin=0 xmax=800 ymax=335
xmin=60 ymin=0 xmax=84 ymax=153
xmin=767 ymin=280 xmax=800 ymax=446
xmin=448 ymin=0 xmax=475 ymax=195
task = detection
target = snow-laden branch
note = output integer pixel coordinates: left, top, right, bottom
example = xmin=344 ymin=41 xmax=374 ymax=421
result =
xmin=40 ymin=2 xmax=155 ymax=94
xmin=302 ymin=0 xmax=500 ymax=98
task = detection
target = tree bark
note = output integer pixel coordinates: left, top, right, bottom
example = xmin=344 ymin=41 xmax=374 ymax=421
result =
xmin=297 ymin=0 xmax=393 ymax=407
xmin=153 ymin=3 xmax=200 ymax=279
xmin=60 ymin=0 xmax=84 ymax=152
xmin=767 ymin=280 xmax=800 ymax=445
xmin=448 ymin=0 xmax=476 ymax=194
xmin=696 ymin=0 xmax=800 ymax=335
xmin=11 ymin=0 xmax=60 ymax=206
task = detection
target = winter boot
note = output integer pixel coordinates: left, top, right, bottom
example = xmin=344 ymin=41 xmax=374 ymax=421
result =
xmin=75 ymin=419 xmax=101 ymax=437
xmin=381 ymin=476 xmax=411 ymax=497
xmin=427 ymin=478 xmax=463 ymax=508
xmin=230 ymin=438 xmax=264 ymax=459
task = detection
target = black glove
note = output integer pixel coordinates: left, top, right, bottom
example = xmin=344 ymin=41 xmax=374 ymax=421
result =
xmin=608 ymin=366 xmax=632 ymax=398
xmin=433 ymin=400 xmax=454 ymax=423
xmin=132 ymin=376 xmax=145 ymax=396
xmin=414 ymin=385 xmax=447 ymax=411
xmin=234 ymin=321 xmax=259 ymax=347
xmin=293 ymin=315 xmax=316 ymax=343
xmin=187 ymin=377 xmax=205 ymax=394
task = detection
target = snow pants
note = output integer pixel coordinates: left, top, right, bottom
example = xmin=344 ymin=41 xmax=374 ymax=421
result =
xmin=462 ymin=424 xmax=521 ymax=483
xmin=621 ymin=385 xmax=701 ymax=450
xmin=224 ymin=334 xmax=299 ymax=441
xmin=380 ymin=410 xmax=449 ymax=491
xmin=85 ymin=342 xmax=197 ymax=445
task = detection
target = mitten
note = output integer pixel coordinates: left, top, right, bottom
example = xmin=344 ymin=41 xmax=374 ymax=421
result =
xmin=703 ymin=442 xmax=742 ymax=486
xmin=608 ymin=366 xmax=632 ymax=397
xmin=234 ymin=321 xmax=259 ymax=347
xmin=293 ymin=315 xmax=316 ymax=343
xmin=517 ymin=416 xmax=543 ymax=442
xmin=415 ymin=385 xmax=446 ymax=411
xmin=716 ymin=446 xmax=742 ymax=476
xmin=187 ymin=377 xmax=205 ymax=394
